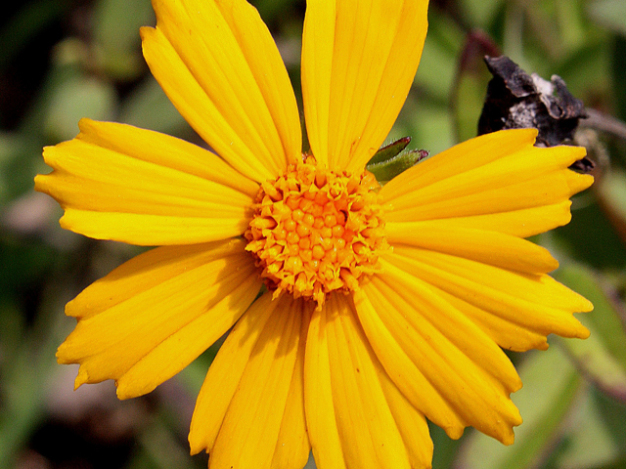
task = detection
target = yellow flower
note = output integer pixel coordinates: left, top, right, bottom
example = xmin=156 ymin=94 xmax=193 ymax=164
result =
xmin=35 ymin=0 xmax=594 ymax=468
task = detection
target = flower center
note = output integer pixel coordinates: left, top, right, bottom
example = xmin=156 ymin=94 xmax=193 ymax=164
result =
xmin=245 ymin=156 xmax=387 ymax=307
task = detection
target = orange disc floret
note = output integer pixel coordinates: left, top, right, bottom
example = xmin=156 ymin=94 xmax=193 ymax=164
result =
xmin=245 ymin=156 xmax=388 ymax=307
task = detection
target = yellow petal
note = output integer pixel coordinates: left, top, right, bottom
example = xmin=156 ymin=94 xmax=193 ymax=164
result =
xmin=387 ymin=221 xmax=559 ymax=274
xmin=271 ymin=313 xmax=311 ymax=469
xmin=414 ymin=201 xmax=574 ymax=238
xmin=386 ymin=247 xmax=592 ymax=337
xmin=357 ymin=270 xmax=523 ymax=444
xmin=305 ymin=294 xmax=420 ymax=469
xmin=302 ymin=0 xmax=428 ymax=171
xmin=189 ymin=293 xmax=277 ymax=455
xmin=56 ymin=239 xmax=261 ymax=399
xmin=380 ymin=129 xmax=593 ymax=223
xmin=377 ymin=362 xmax=433 ymax=469
xmin=381 ymin=128 xmax=539 ymax=202
xmin=190 ymin=294 xmax=311 ymax=469
xmin=353 ymin=287 xmax=464 ymax=440
xmin=302 ymin=295 xmax=346 ymax=469
xmin=142 ymin=0 xmax=301 ymax=182
xmin=35 ymin=120 xmax=256 ymax=245
xmin=431 ymin=287 xmax=552 ymax=352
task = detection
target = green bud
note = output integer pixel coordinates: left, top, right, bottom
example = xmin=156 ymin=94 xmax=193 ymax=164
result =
xmin=367 ymin=137 xmax=428 ymax=183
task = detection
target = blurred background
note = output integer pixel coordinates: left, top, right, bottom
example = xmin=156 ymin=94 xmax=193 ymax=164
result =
xmin=1 ymin=0 xmax=625 ymax=468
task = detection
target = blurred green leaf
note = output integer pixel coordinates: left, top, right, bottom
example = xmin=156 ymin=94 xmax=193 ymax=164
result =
xmin=397 ymin=100 xmax=454 ymax=156
xmin=0 ymin=133 xmax=28 ymax=203
xmin=554 ymin=264 xmax=626 ymax=403
xmin=551 ymin=197 xmax=626 ymax=270
xmin=0 ymin=132 xmax=45 ymax=203
xmin=0 ymin=301 xmax=67 ymax=468
xmin=414 ymin=13 xmax=463 ymax=103
xmin=596 ymin=168 xmax=626 ymax=241
xmin=0 ymin=300 xmax=25 ymax=367
xmin=253 ymin=0 xmax=298 ymax=20
xmin=178 ymin=338 xmax=224 ymax=396
xmin=588 ymin=0 xmax=626 ymax=36
xmin=555 ymin=0 xmax=587 ymax=51
xmin=431 ymin=423 xmax=463 ymax=469
xmin=44 ymin=71 xmax=118 ymax=141
xmin=451 ymin=32 xmax=499 ymax=143
xmin=613 ymin=36 xmax=626 ymax=123
xmin=454 ymin=347 xmax=583 ymax=469
xmin=593 ymin=388 xmax=626 ymax=454
xmin=458 ymin=0 xmax=505 ymax=30
xmin=453 ymin=69 xmax=486 ymax=142
xmin=0 ymin=343 xmax=47 ymax=469
xmin=0 ymin=0 xmax=68 ymax=69
xmin=551 ymin=388 xmax=626 ymax=469
xmin=502 ymin=3 xmax=526 ymax=66
xmin=93 ymin=0 xmax=154 ymax=79
xmin=0 ymin=237 xmax=57 ymax=297
xmin=135 ymin=418 xmax=204 ymax=469
xmin=119 ymin=77 xmax=190 ymax=137
xmin=554 ymin=39 xmax=611 ymax=99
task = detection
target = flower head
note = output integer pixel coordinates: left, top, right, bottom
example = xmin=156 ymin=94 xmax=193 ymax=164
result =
xmin=35 ymin=0 xmax=594 ymax=468
xmin=245 ymin=156 xmax=387 ymax=306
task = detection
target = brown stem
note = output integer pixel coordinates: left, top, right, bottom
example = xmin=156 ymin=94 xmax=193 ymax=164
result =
xmin=581 ymin=108 xmax=626 ymax=141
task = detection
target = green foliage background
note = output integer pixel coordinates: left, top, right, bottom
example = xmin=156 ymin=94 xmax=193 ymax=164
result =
xmin=0 ymin=0 xmax=625 ymax=468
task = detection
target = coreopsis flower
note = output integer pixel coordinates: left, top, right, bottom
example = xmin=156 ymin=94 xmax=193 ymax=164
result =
xmin=35 ymin=0 xmax=594 ymax=468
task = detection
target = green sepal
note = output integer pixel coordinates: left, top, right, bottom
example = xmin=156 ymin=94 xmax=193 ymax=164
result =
xmin=367 ymin=137 xmax=412 ymax=166
xmin=367 ymin=144 xmax=429 ymax=183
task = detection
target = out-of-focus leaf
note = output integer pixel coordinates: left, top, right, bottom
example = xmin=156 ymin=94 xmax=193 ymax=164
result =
xmin=0 ymin=238 xmax=57 ymax=297
xmin=613 ymin=36 xmax=626 ymax=123
xmin=555 ymin=39 xmax=611 ymax=99
xmin=0 ymin=300 xmax=24 ymax=367
xmin=414 ymin=13 xmax=464 ymax=103
xmin=253 ymin=0 xmax=298 ymax=20
xmin=136 ymin=419 xmax=203 ymax=469
xmin=394 ymin=98 xmax=454 ymax=157
xmin=0 ymin=0 xmax=68 ymax=68
xmin=502 ymin=3 xmax=526 ymax=65
xmin=458 ymin=0 xmax=505 ymax=30
xmin=178 ymin=338 xmax=224 ymax=396
xmin=395 ymin=8 xmax=461 ymax=154
xmin=93 ymin=0 xmax=154 ymax=79
xmin=552 ymin=388 xmax=626 ymax=469
xmin=596 ymin=168 xmax=626 ymax=243
xmin=555 ymin=0 xmax=587 ymax=52
xmin=44 ymin=71 xmax=118 ymax=141
xmin=454 ymin=346 xmax=583 ymax=469
xmin=551 ymin=197 xmax=626 ymax=270
xmin=0 ymin=133 xmax=27 ymax=203
xmin=588 ymin=0 xmax=626 ymax=36
xmin=0 ymin=132 xmax=45 ymax=203
xmin=0 ymin=338 xmax=47 ymax=468
xmin=431 ymin=423 xmax=463 ymax=469
xmin=454 ymin=68 xmax=489 ymax=142
xmin=593 ymin=388 xmax=626 ymax=454
xmin=554 ymin=264 xmax=626 ymax=403
xmin=119 ymin=77 xmax=190 ymax=137
xmin=451 ymin=32 xmax=499 ymax=143
xmin=0 ymin=301 xmax=67 ymax=468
